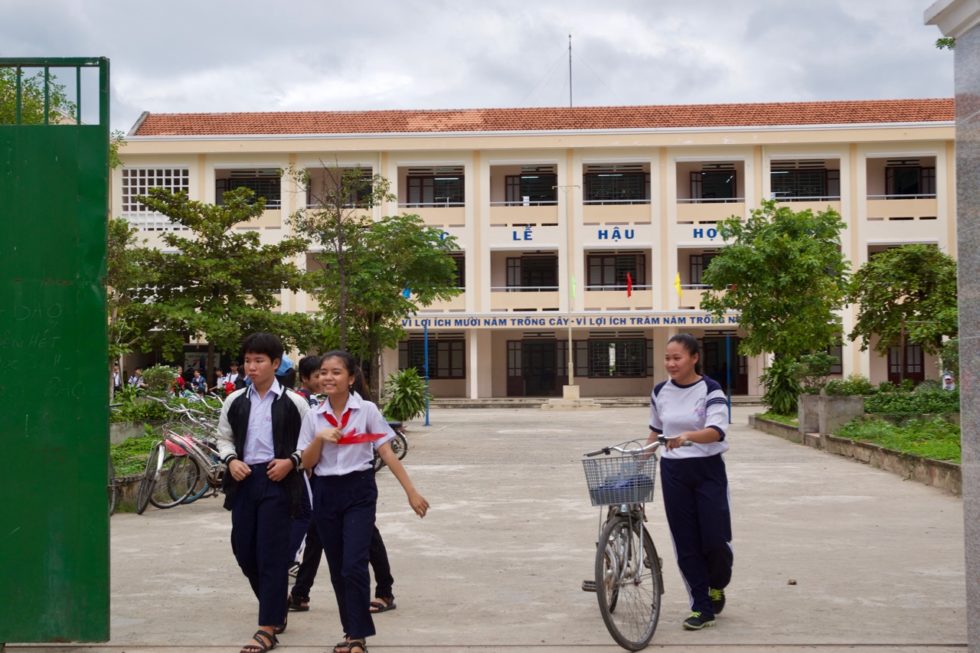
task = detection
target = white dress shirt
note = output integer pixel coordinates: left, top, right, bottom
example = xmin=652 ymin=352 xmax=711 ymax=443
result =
xmin=298 ymin=391 xmax=395 ymax=476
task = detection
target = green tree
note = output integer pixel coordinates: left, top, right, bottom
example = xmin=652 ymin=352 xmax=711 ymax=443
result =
xmin=847 ymin=244 xmax=957 ymax=382
xmin=0 ymin=68 xmax=76 ymax=124
xmin=106 ymin=217 xmax=155 ymax=360
xmin=290 ymin=166 xmax=394 ymax=350
xmin=130 ymin=187 xmax=316 ymax=380
xmin=701 ymin=200 xmax=850 ymax=413
xmin=329 ymin=213 xmax=461 ymax=394
xmin=292 ymin=166 xmax=462 ymax=396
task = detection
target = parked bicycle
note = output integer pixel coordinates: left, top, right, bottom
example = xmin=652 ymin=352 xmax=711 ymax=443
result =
xmin=581 ymin=437 xmax=677 ymax=651
xmin=372 ymin=421 xmax=409 ymax=471
xmin=134 ymin=395 xmax=224 ymax=514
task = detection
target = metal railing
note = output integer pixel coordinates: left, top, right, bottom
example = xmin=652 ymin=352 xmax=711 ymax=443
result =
xmin=867 ymin=193 xmax=937 ymax=200
xmin=582 ymin=198 xmax=651 ymax=206
xmin=490 ymin=285 xmax=560 ymax=292
xmin=490 ymin=200 xmax=558 ymax=207
xmin=676 ymin=197 xmax=745 ymax=204
xmin=585 ymin=284 xmax=653 ymax=291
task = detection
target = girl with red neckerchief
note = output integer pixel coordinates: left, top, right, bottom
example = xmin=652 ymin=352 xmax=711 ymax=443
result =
xmin=298 ymin=350 xmax=428 ymax=653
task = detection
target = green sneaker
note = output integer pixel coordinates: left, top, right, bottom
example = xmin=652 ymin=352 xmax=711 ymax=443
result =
xmin=708 ymin=587 xmax=726 ymax=614
xmin=683 ymin=611 xmax=716 ymax=630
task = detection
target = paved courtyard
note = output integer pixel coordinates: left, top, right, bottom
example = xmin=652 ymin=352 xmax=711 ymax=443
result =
xmin=7 ymin=406 xmax=968 ymax=652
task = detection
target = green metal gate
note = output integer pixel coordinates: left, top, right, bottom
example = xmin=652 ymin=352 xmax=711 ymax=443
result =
xmin=0 ymin=58 xmax=110 ymax=643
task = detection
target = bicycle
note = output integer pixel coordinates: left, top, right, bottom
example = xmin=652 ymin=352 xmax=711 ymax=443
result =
xmin=372 ymin=422 xmax=409 ymax=471
xmin=581 ymin=438 xmax=673 ymax=651
xmin=164 ymin=428 xmax=225 ymax=505
xmin=134 ymin=432 xmax=202 ymax=514
xmin=134 ymin=396 xmax=223 ymax=513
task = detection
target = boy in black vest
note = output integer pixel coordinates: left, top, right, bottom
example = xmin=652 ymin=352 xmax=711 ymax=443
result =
xmin=217 ymin=333 xmax=310 ymax=653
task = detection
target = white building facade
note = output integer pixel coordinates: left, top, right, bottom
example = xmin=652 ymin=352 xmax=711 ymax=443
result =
xmin=117 ymin=100 xmax=956 ymax=398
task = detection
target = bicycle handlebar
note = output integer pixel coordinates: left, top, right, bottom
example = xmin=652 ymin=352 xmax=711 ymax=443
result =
xmin=584 ymin=436 xmax=692 ymax=457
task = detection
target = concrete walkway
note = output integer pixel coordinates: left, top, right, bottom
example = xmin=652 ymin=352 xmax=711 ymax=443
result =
xmin=7 ymin=406 xmax=967 ymax=652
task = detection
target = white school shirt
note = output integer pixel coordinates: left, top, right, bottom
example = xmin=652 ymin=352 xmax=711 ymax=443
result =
xmin=298 ymin=391 xmax=395 ymax=476
xmin=649 ymin=376 xmax=729 ymax=460
xmin=242 ymin=379 xmax=282 ymax=464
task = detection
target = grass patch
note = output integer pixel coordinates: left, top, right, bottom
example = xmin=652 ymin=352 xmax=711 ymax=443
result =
xmin=110 ymin=433 xmax=158 ymax=476
xmin=759 ymin=411 xmax=798 ymax=427
xmin=834 ymin=416 xmax=961 ymax=463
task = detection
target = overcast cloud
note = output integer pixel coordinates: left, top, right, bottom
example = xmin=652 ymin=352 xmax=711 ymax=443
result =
xmin=1 ymin=0 xmax=953 ymax=132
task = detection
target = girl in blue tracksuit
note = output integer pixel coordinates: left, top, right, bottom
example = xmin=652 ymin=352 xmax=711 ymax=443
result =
xmin=647 ymin=333 xmax=733 ymax=631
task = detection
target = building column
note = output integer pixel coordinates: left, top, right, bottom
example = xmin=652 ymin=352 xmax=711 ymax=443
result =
xmin=467 ymin=330 xmax=492 ymax=399
xmin=926 ymin=3 xmax=980 ymax=650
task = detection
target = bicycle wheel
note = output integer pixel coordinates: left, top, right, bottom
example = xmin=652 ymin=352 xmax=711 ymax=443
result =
xmin=167 ymin=454 xmax=202 ymax=504
xmin=135 ymin=443 xmax=163 ymax=515
xmin=390 ymin=432 xmax=408 ymax=460
xmin=149 ymin=453 xmax=193 ymax=509
xmin=594 ymin=516 xmax=662 ymax=651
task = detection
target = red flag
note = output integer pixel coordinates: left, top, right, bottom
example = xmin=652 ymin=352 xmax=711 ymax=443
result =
xmin=626 ymin=272 xmax=633 ymax=298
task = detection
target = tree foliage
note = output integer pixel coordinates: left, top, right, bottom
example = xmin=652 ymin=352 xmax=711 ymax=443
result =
xmin=128 ymin=187 xmax=316 ymax=376
xmin=701 ymin=200 xmax=849 ymax=358
xmin=107 ymin=217 xmax=155 ymax=359
xmin=290 ymin=166 xmax=394 ymax=351
xmin=292 ymin=167 xmax=461 ymax=395
xmin=0 ymin=68 xmax=76 ymax=125
xmin=847 ymin=244 xmax=957 ymax=357
xmin=700 ymin=200 xmax=849 ymax=411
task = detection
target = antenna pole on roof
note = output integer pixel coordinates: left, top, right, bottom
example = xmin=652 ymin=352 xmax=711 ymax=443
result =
xmin=568 ymin=34 xmax=573 ymax=108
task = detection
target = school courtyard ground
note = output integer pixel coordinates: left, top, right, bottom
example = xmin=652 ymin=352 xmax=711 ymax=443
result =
xmin=8 ymin=406 xmax=967 ymax=652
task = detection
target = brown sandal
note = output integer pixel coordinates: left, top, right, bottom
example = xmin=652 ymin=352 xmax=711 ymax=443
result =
xmin=240 ymin=629 xmax=277 ymax=653
xmin=348 ymin=639 xmax=367 ymax=653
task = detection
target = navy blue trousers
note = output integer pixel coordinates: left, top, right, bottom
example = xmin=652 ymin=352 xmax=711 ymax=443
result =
xmin=660 ymin=454 xmax=733 ymax=617
xmin=312 ymin=470 xmax=378 ymax=639
xmin=292 ymin=522 xmax=394 ymax=601
xmin=230 ymin=464 xmax=292 ymax=627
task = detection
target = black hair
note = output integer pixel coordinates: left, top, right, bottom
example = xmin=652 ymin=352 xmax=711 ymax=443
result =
xmin=667 ymin=333 xmax=703 ymax=375
xmin=240 ymin=332 xmax=284 ymax=365
xmin=278 ymin=367 xmax=297 ymax=389
xmin=320 ymin=350 xmax=370 ymax=398
xmin=298 ymin=355 xmax=322 ymax=382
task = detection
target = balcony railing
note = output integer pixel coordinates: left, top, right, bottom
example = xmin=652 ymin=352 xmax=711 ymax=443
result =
xmin=867 ymin=193 xmax=937 ymax=200
xmin=490 ymin=200 xmax=557 ymax=207
xmin=585 ymin=284 xmax=653 ymax=291
xmin=773 ymin=195 xmax=840 ymax=202
xmin=491 ymin=285 xmax=560 ymax=292
xmin=677 ymin=197 xmax=745 ymax=204
xmin=399 ymin=201 xmax=465 ymax=208
xmin=583 ymin=198 xmax=651 ymax=206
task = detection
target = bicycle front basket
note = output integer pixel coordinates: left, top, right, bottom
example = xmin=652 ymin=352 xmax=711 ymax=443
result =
xmin=582 ymin=452 xmax=657 ymax=506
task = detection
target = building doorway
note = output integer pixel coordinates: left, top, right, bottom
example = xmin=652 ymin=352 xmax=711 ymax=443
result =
xmin=701 ymin=335 xmax=748 ymax=395
xmin=507 ymin=339 xmax=559 ymax=396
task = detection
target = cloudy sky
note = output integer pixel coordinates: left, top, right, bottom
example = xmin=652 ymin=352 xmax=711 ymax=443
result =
xmin=3 ymin=0 xmax=953 ymax=132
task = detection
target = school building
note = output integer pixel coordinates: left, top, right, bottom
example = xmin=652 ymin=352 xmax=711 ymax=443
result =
xmin=116 ymin=98 xmax=956 ymax=398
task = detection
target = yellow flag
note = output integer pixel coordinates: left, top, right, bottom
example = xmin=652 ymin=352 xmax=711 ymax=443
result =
xmin=674 ymin=272 xmax=682 ymax=300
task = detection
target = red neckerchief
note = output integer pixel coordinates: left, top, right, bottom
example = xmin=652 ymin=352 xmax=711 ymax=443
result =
xmin=323 ymin=409 xmax=386 ymax=445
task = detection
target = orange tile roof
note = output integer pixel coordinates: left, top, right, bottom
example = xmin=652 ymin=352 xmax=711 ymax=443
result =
xmin=131 ymin=99 xmax=954 ymax=137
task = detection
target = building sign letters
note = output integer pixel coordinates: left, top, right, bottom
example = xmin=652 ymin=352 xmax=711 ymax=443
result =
xmin=401 ymin=312 xmax=738 ymax=330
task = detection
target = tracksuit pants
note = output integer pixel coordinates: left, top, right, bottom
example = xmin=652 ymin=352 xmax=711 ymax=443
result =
xmin=312 ymin=470 xmax=378 ymax=639
xmin=230 ymin=464 xmax=292 ymax=627
xmin=660 ymin=454 xmax=733 ymax=618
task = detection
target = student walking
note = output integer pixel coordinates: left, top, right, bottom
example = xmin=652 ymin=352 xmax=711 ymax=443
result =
xmin=299 ymin=350 xmax=428 ymax=653
xmin=647 ymin=333 xmax=733 ymax=631
xmin=217 ymin=333 xmax=311 ymax=653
